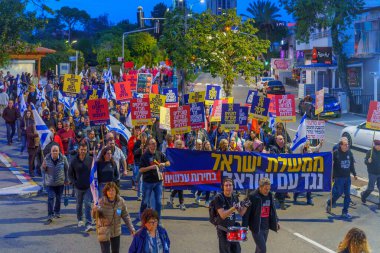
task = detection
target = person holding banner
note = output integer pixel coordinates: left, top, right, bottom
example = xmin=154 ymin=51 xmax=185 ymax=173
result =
xmin=326 ymin=137 xmax=357 ymax=219
xmin=243 ymin=177 xmax=280 ymax=253
xmin=139 ymin=138 xmax=170 ymax=221
xmin=361 ymin=139 xmax=380 ymax=209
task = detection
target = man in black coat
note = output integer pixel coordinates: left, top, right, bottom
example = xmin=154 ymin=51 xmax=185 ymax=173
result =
xmin=243 ymin=178 xmax=280 ymax=253
xmin=361 ymin=139 xmax=380 ymax=209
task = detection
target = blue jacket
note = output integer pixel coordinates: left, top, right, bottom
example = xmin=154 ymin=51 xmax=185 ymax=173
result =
xmin=129 ymin=226 xmax=170 ymax=253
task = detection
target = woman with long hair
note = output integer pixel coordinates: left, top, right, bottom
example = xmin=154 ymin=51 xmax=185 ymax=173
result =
xmin=20 ymin=109 xmax=34 ymax=154
xmin=93 ymin=182 xmax=135 ymax=253
xmin=338 ymin=228 xmax=370 ymax=253
xmin=97 ymin=146 xmax=119 ymax=196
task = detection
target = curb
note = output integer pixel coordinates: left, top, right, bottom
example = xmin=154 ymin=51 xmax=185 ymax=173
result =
xmin=0 ymin=167 xmax=41 ymax=197
xmin=324 ymin=120 xmax=349 ymax=128
xmin=350 ymin=186 xmax=379 ymax=205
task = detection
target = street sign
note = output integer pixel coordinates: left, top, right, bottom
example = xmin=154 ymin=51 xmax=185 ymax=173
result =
xmin=106 ymin=57 xmax=110 ymax=62
xmin=117 ymin=57 xmax=123 ymax=62
xmin=69 ymin=56 xmax=76 ymax=62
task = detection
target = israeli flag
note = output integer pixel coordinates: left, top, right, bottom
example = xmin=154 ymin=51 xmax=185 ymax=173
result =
xmin=70 ymin=98 xmax=78 ymax=116
xmin=268 ymin=112 xmax=276 ymax=134
xmin=36 ymin=87 xmax=46 ymax=104
xmin=106 ymin=115 xmax=131 ymax=141
xmin=291 ymin=113 xmax=308 ymax=152
xmin=109 ymin=82 xmax=116 ymax=99
xmin=31 ymin=103 xmax=52 ymax=149
xmin=125 ymin=107 xmax=133 ymax=128
xmin=102 ymin=82 xmax=110 ymax=100
xmin=16 ymin=75 xmax=23 ymax=97
xmin=89 ymin=155 xmax=99 ymax=205
xmin=19 ymin=94 xmax=27 ymax=117
xmin=58 ymin=91 xmax=65 ymax=105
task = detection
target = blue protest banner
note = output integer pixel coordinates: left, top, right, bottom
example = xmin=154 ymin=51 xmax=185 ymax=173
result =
xmin=163 ymin=88 xmax=178 ymax=107
xmin=245 ymin=90 xmax=257 ymax=105
xmin=86 ymin=89 xmax=103 ymax=100
xmin=221 ymin=103 xmax=240 ymax=131
xmin=250 ymin=95 xmax=270 ymax=121
xmin=238 ymin=106 xmax=249 ymax=131
xmin=205 ymin=85 xmax=221 ymax=105
xmin=165 ymin=148 xmax=332 ymax=192
xmin=189 ymin=102 xmax=205 ymax=130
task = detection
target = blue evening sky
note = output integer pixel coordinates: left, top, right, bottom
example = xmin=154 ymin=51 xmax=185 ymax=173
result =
xmin=45 ymin=0 xmax=294 ymax=24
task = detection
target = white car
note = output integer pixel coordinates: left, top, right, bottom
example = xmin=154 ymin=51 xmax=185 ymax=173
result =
xmin=340 ymin=122 xmax=380 ymax=150
xmin=256 ymin=77 xmax=275 ymax=90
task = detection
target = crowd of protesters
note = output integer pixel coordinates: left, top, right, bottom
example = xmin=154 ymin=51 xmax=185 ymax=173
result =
xmin=0 ymin=68 xmax=376 ymax=253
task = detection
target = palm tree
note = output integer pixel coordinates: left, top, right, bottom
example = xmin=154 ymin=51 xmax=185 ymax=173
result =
xmin=242 ymin=0 xmax=281 ymax=41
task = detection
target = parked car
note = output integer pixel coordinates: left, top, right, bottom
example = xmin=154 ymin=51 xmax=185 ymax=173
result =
xmin=265 ymin=80 xmax=286 ymax=95
xmin=256 ymin=77 xmax=275 ymax=90
xmin=299 ymin=94 xmax=341 ymax=119
xmin=341 ymin=122 xmax=380 ymax=150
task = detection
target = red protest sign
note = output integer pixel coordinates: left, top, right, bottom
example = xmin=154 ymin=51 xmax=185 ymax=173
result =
xmin=151 ymin=84 xmax=159 ymax=94
xmin=130 ymin=98 xmax=152 ymax=126
xmin=267 ymin=94 xmax=277 ymax=115
xmin=170 ymin=105 xmax=191 ymax=135
xmin=275 ymin=94 xmax=296 ymax=122
xmin=114 ymin=82 xmax=132 ymax=103
xmin=87 ymin=99 xmax=110 ymax=126
xmin=125 ymin=74 xmax=137 ymax=91
xmin=124 ymin=61 xmax=134 ymax=69
xmin=366 ymin=101 xmax=380 ymax=130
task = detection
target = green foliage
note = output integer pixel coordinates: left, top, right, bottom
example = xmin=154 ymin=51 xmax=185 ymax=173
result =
xmin=188 ymin=10 xmax=270 ymax=96
xmin=279 ymin=0 xmax=364 ymax=94
xmin=0 ymin=0 xmax=44 ymax=67
xmin=55 ymin=6 xmax=90 ymax=42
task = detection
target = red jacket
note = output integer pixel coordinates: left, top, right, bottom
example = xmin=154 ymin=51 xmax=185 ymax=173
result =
xmin=127 ymin=136 xmax=137 ymax=165
xmin=57 ymin=129 xmax=75 ymax=155
xmin=53 ymin=134 xmax=65 ymax=154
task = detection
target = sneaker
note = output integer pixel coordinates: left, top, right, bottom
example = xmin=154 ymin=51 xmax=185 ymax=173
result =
xmin=54 ymin=213 xmax=61 ymax=219
xmin=179 ymin=204 xmax=186 ymax=211
xmin=341 ymin=213 xmax=353 ymax=219
xmin=78 ymin=221 xmax=85 ymax=227
xmin=46 ymin=216 xmax=53 ymax=224
xmin=326 ymin=204 xmax=331 ymax=213
xmin=307 ymin=200 xmax=314 ymax=206
xmin=205 ymin=201 xmax=210 ymax=208
xmin=195 ymin=196 xmax=200 ymax=204
xmin=169 ymin=196 xmax=174 ymax=205
xmin=360 ymin=193 xmax=366 ymax=204
xmin=85 ymin=225 xmax=95 ymax=232
xmin=137 ymin=197 xmax=142 ymax=201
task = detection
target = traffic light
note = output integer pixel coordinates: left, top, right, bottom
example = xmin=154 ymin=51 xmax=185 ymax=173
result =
xmin=154 ymin=20 xmax=160 ymax=34
xmin=137 ymin=6 xmax=145 ymax=28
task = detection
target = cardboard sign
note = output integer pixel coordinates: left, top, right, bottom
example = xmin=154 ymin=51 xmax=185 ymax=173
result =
xmin=210 ymin=100 xmax=222 ymax=122
xmin=87 ymin=99 xmax=110 ymax=126
xmin=221 ymin=103 xmax=240 ymax=131
xmin=267 ymin=94 xmax=277 ymax=115
xmin=366 ymin=101 xmax=380 ymax=130
xmin=188 ymin=91 xmax=206 ymax=103
xmin=63 ymin=74 xmax=81 ymax=97
xmin=189 ymin=102 xmax=205 ymax=130
xmin=114 ymin=82 xmax=132 ymax=103
xmin=221 ymin=97 xmax=234 ymax=104
xmin=275 ymin=94 xmax=296 ymax=122
xmin=86 ymin=89 xmax=103 ymax=100
xmin=170 ymin=105 xmax=191 ymax=135
xmin=306 ymin=120 xmax=325 ymax=140
xmin=149 ymin=94 xmax=166 ymax=118
xmin=151 ymin=84 xmax=159 ymax=94
xmin=250 ymin=95 xmax=270 ymax=121
xmin=124 ymin=61 xmax=134 ymax=69
xmin=125 ymin=74 xmax=137 ymax=91
xmin=163 ymin=88 xmax=178 ymax=108
xmin=245 ymin=90 xmax=258 ymax=106
xmin=205 ymin=85 xmax=221 ymax=105
xmin=159 ymin=106 xmax=171 ymax=131
xmin=239 ymin=106 xmax=249 ymax=131
xmin=137 ymin=73 xmax=152 ymax=93
xmin=130 ymin=98 xmax=152 ymax=126
xmin=315 ymin=88 xmax=324 ymax=115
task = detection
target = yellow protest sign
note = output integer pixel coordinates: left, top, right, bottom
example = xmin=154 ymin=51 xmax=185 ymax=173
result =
xmin=159 ymin=106 xmax=171 ymax=131
xmin=188 ymin=91 xmax=206 ymax=103
xmin=63 ymin=74 xmax=81 ymax=97
xmin=149 ymin=93 xmax=166 ymax=118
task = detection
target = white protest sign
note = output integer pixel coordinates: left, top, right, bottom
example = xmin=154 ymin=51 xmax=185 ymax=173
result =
xmin=306 ymin=120 xmax=325 ymax=140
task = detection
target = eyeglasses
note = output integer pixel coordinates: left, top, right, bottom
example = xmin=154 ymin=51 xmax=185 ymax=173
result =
xmin=147 ymin=220 xmax=158 ymax=225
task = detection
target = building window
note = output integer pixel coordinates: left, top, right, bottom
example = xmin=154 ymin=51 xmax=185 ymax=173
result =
xmin=347 ymin=65 xmax=363 ymax=88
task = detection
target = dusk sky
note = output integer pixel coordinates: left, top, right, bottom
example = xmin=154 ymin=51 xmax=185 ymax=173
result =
xmin=45 ymin=0 xmax=294 ymax=25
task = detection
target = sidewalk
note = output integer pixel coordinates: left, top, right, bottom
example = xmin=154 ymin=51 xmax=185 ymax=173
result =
xmin=324 ymin=112 xmax=366 ymax=127
xmin=0 ymin=118 xmax=41 ymax=197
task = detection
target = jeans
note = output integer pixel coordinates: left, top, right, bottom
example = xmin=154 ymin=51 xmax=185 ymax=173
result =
xmin=327 ymin=177 xmax=351 ymax=214
xmin=171 ymin=190 xmax=184 ymax=204
xmin=20 ymin=134 xmax=27 ymax=153
xmin=16 ymin=119 xmax=21 ymax=141
xmin=197 ymin=191 xmax=211 ymax=201
xmin=140 ymin=181 xmax=163 ymax=219
xmin=132 ymin=164 xmax=140 ymax=183
xmin=47 ymin=185 xmax=64 ymax=216
xmin=6 ymin=122 xmax=15 ymax=144
xmin=361 ymin=173 xmax=380 ymax=201
xmin=76 ymin=188 xmax=93 ymax=225
xmin=252 ymin=230 xmax=269 ymax=253
xmin=100 ymin=235 xmax=120 ymax=253
xmin=217 ymin=230 xmax=241 ymax=253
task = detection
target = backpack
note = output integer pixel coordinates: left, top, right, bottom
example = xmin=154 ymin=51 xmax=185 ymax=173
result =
xmin=209 ymin=193 xmax=223 ymax=226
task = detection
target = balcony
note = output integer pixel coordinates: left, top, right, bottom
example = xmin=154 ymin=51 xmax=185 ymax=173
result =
xmin=296 ymin=30 xmax=332 ymax=51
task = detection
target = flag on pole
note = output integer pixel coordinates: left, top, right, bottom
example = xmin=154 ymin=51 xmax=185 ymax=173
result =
xmin=291 ymin=113 xmax=308 ymax=152
xmin=31 ymin=103 xmax=52 ymax=149
xmin=89 ymin=155 xmax=99 ymax=205
xmin=268 ymin=112 xmax=276 ymax=134
xmin=16 ymin=75 xmax=23 ymax=98
xmin=70 ymin=98 xmax=78 ymax=116
xmin=125 ymin=106 xmax=133 ymax=128
xmin=106 ymin=115 xmax=131 ymax=141
xmin=37 ymin=87 xmax=46 ymax=104
xmin=19 ymin=94 xmax=27 ymax=117
xmin=102 ymin=82 xmax=110 ymax=100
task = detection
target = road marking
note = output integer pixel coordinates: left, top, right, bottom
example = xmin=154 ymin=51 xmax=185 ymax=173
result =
xmin=293 ymin=233 xmax=335 ymax=253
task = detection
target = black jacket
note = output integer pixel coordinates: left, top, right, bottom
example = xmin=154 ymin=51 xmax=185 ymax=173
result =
xmin=365 ymin=148 xmax=380 ymax=175
xmin=333 ymin=147 xmax=356 ymax=178
xmin=242 ymin=189 xmax=278 ymax=233
xmin=68 ymin=154 xmax=93 ymax=190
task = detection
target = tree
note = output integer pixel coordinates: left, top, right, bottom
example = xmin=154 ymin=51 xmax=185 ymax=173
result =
xmin=56 ymin=7 xmax=90 ymax=43
xmin=242 ymin=0 xmax=282 ymax=41
xmin=0 ymin=0 xmax=44 ymax=67
xmin=188 ymin=10 xmax=270 ymax=96
xmin=126 ymin=33 xmax=159 ymax=67
xmin=279 ymin=0 xmax=364 ymax=103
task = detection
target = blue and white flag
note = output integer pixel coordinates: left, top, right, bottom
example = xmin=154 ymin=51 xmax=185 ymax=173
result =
xmin=89 ymin=155 xmax=99 ymax=205
xmin=58 ymin=90 xmax=65 ymax=105
xmin=268 ymin=112 xmax=276 ymax=134
xmin=70 ymin=98 xmax=78 ymax=116
xmin=109 ymin=82 xmax=116 ymax=99
xmin=16 ymin=75 xmax=23 ymax=97
xmin=291 ymin=113 xmax=308 ymax=152
xmin=106 ymin=115 xmax=131 ymax=141
xmin=19 ymin=94 xmax=27 ymax=117
xmin=125 ymin=107 xmax=133 ymax=128
xmin=31 ymin=104 xmax=52 ymax=149
xmin=36 ymin=88 xmax=46 ymax=104
xmin=102 ymin=82 xmax=110 ymax=100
